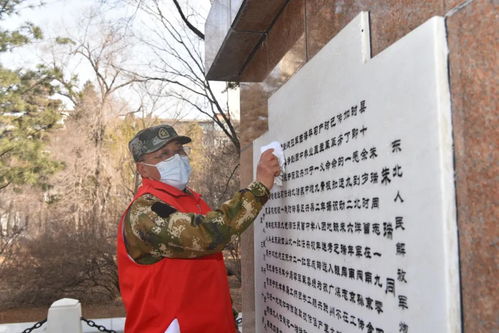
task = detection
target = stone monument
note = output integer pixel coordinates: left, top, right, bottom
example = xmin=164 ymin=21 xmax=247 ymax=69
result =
xmin=253 ymin=12 xmax=460 ymax=333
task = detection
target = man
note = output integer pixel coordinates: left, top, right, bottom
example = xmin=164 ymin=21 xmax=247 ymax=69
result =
xmin=117 ymin=124 xmax=280 ymax=333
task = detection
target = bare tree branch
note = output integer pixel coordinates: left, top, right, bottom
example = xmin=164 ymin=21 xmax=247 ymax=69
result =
xmin=170 ymin=0 xmax=204 ymax=40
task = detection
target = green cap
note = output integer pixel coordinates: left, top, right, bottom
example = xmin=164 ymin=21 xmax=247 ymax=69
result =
xmin=128 ymin=124 xmax=191 ymax=161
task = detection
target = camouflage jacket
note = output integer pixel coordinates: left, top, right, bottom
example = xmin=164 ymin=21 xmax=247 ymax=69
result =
xmin=124 ymin=181 xmax=269 ymax=264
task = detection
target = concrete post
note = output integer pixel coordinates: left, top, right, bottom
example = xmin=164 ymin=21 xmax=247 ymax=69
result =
xmin=47 ymin=298 xmax=82 ymax=333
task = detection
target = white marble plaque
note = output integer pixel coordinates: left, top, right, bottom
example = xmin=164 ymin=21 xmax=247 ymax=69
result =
xmin=253 ymin=13 xmax=461 ymax=333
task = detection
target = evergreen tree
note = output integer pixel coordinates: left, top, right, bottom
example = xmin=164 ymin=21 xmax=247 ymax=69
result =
xmin=0 ymin=0 xmax=63 ymax=190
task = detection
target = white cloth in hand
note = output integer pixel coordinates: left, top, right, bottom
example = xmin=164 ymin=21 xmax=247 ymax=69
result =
xmin=260 ymin=141 xmax=285 ymax=186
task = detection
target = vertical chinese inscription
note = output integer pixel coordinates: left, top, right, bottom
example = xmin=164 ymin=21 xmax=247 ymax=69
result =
xmin=258 ymin=101 xmax=409 ymax=333
xmin=253 ymin=13 xmax=459 ymax=333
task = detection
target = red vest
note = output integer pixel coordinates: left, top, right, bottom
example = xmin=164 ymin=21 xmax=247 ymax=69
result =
xmin=117 ymin=178 xmax=235 ymax=333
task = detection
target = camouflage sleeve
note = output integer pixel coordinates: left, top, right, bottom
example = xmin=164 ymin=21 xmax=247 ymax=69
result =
xmin=124 ymin=181 xmax=269 ymax=263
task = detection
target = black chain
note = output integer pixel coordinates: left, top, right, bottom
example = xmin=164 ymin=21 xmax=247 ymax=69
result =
xmin=21 ymin=318 xmax=47 ymax=333
xmin=81 ymin=317 xmax=117 ymax=333
xmin=21 ymin=316 xmax=118 ymax=332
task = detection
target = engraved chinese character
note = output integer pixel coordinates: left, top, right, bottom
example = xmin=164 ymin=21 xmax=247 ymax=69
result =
xmin=398 ymin=295 xmax=409 ymax=310
xmin=397 ymin=268 xmax=408 ymax=283
xmin=383 ymin=222 xmax=393 ymax=239
xmin=396 ymin=243 xmax=406 ymax=256
xmin=385 ymin=278 xmax=395 ymax=295
xmin=396 ymin=216 xmax=405 ymax=230
xmin=394 ymin=191 xmax=404 ymax=203
xmin=393 ymin=164 xmax=403 ymax=177
xmin=360 ymin=100 xmax=367 ymax=113
xmin=392 ymin=139 xmax=402 ymax=153
xmin=381 ymin=167 xmax=391 ymax=185
xmin=399 ymin=322 xmax=409 ymax=333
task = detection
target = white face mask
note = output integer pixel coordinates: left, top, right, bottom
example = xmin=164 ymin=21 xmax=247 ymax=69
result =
xmin=143 ymin=154 xmax=192 ymax=190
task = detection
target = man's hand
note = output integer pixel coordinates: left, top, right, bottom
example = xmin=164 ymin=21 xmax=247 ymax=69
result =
xmin=256 ymin=149 xmax=281 ymax=190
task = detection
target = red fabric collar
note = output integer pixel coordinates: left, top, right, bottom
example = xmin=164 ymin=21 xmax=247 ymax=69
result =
xmin=141 ymin=178 xmax=202 ymax=200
